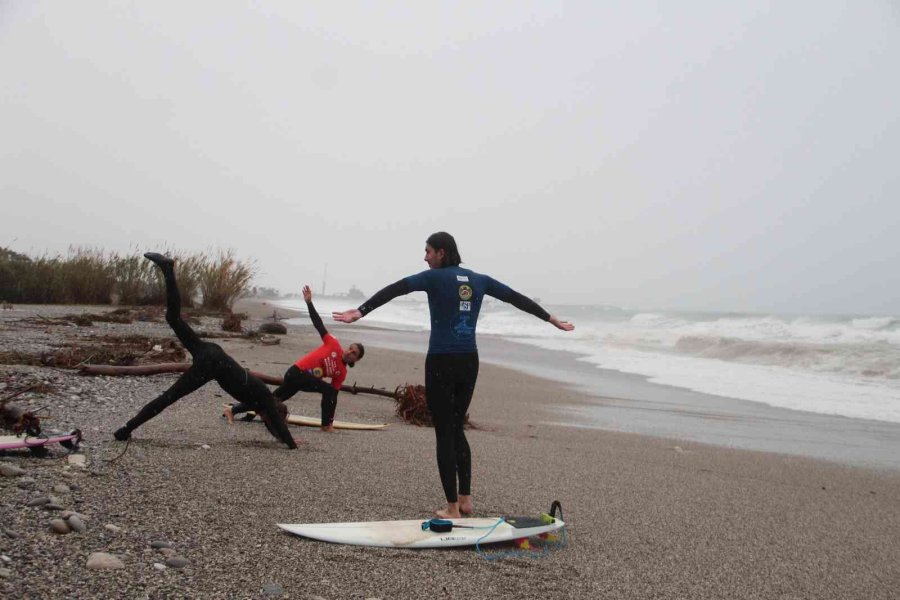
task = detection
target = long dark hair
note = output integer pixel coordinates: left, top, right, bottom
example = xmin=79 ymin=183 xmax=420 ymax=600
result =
xmin=426 ymin=232 xmax=462 ymax=267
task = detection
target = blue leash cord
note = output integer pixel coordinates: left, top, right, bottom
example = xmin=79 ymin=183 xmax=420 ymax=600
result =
xmin=475 ymin=502 xmax=568 ymax=561
xmin=420 ymin=501 xmax=568 ymax=561
xmin=474 ymin=518 xmax=510 ymax=560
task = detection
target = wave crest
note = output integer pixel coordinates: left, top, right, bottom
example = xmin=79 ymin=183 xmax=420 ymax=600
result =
xmin=673 ymin=335 xmax=900 ymax=379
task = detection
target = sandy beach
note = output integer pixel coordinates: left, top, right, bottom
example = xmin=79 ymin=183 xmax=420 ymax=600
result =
xmin=1 ymin=300 xmax=899 ymax=599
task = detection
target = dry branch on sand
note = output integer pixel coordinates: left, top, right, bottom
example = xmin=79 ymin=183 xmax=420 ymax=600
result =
xmin=0 ymin=376 xmax=52 ymax=434
xmin=76 ymin=364 xmax=467 ymax=427
xmin=0 ymin=337 xmax=185 ymax=369
xmin=221 ymin=312 xmax=246 ymax=333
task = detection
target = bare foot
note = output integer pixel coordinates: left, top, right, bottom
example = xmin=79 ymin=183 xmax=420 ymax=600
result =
xmin=222 ymin=405 xmax=234 ymax=424
xmin=459 ymin=495 xmax=474 ymax=516
xmin=435 ymin=502 xmax=461 ymax=519
xmin=321 ymin=425 xmax=335 ymax=433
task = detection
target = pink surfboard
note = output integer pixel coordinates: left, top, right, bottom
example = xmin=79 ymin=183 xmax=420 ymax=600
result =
xmin=0 ymin=430 xmax=81 ymax=454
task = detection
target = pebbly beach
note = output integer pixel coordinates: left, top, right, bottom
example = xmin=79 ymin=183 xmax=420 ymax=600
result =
xmin=1 ymin=299 xmax=899 ymax=599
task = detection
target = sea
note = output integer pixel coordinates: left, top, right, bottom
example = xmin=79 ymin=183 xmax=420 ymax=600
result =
xmin=276 ymin=295 xmax=900 ymax=426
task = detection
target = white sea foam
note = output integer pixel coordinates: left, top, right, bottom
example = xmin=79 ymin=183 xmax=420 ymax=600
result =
xmin=277 ymin=297 xmax=900 ymax=424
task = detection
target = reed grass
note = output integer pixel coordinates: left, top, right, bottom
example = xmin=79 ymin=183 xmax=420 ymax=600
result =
xmin=197 ymin=249 xmax=258 ymax=311
xmin=0 ymin=246 xmax=257 ymax=310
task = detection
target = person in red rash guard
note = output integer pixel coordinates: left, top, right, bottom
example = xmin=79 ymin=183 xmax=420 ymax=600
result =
xmin=226 ymin=285 xmax=364 ymax=432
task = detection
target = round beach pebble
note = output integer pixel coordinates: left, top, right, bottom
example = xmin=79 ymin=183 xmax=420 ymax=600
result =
xmin=0 ymin=464 xmax=25 ymax=477
xmin=16 ymin=477 xmax=36 ymax=489
xmin=150 ymin=540 xmax=172 ymax=549
xmin=164 ymin=556 xmax=188 ymax=569
xmin=158 ymin=547 xmax=176 ymax=557
xmin=0 ymin=567 xmax=12 ymax=579
xmin=53 ymin=484 xmax=71 ymax=494
xmin=259 ymin=322 xmax=287 ymax=335
xmin=104 ymin=524 xmax=122 ymax=533
xmin=49 ymin=519 xmax=71 ymax=534
xmin=153 ymin=562 xmax=166 ymax=571
xmin=262 ymin=582 xmax=284 ymax=597
xmin=66 ymin=515 xmax=86 ymax=533
xmin=26 ymin=496 xmax=50 ymax=507
xmin=86 ymin=552 xmax=125 ymax=570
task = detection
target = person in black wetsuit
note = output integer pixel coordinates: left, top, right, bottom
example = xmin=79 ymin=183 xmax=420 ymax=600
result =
xmin=113 ymin=252 xmax=297 ymax=449
xmin=333 ymin=232 xmax=574 ymax=518
xmin=225 ymin=284 xmax=364 ymax=431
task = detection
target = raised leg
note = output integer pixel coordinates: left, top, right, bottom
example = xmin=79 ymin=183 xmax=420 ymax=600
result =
xmin=145 ymin=252 xmax=203 ymax=354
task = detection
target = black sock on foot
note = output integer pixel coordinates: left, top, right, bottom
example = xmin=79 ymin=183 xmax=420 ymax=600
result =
xmin=143 ymin=252 xmax=174 ymax=267
xmin=113 ymin=427 xmax=131 ymax=441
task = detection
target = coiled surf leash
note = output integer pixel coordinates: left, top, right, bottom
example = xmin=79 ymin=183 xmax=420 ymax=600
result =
xmin=103 ymin=437 xmax=131 ymax=463
xmin=420 ymin=500 xmax=568 ymax=561
xmin=474 ymin=500 xmax=567 ymax=561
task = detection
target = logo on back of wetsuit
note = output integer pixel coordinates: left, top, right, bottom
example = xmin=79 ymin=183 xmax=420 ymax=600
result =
xmin=458 ymin=285 xmax=473 ymax=301
xmin=312 ymin=367 xmax=324 ymax=378
xmin=452 ymin=314 xmax=474 ymax=338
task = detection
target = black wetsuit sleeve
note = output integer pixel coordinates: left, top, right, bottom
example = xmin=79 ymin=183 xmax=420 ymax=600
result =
xmin=486 ymin=278 xmax=551 ymax=321
xmin=306 ymin=300 xmax=328 ymax=339
xmin=357 ymin=279 xmax=411 ymax=317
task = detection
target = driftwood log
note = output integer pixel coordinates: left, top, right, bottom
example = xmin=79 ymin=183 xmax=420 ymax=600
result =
xmin=77 ymin=364 xmax=457 ymax=426
xmin=78 ymin=364 xmax=405 ymax=396
xmin=79 ymin=363 xmax=283 ymax=385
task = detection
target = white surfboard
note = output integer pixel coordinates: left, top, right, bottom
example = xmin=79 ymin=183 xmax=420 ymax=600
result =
xmin=226 ymin=406 xmax=387 ymax=430
xmin=283 ymin=414 xmax=387 ymax=431
xmin=277 ymin=514 xmax=564 ymax=548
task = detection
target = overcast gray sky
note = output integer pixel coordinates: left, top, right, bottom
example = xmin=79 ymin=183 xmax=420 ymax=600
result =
xmin=2 ymin=1 xmax=898 ymax=314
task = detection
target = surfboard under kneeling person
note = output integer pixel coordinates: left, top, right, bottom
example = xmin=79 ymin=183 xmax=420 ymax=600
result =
xmin=226 ymin=284 xmax=364 ymax=431
xmin=113 ymin=253 xmax=297 ymax=449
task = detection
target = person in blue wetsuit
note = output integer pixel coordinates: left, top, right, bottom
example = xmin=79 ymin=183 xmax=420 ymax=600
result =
xmin=333 ymin=232 xmax=574 ymax=518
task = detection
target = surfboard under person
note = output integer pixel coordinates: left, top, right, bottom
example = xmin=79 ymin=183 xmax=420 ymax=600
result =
xmin=113 ymin=253 xmax=297 ymax=449
xmin=225 ymin=284 xmax=364 ymax=431
xmin=333 ymin=232 xmax=574 ymax=519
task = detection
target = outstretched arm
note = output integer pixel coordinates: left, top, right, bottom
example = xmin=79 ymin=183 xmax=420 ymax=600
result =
xmin=486 ymin=278 xmax=575 ymax=332
xmin=332 ymin=279 xmax=411 ymax=323
xmin=303 ymin=285 xmax=328 ymax=338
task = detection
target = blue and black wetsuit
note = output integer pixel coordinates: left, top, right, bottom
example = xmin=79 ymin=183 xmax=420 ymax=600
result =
xmin=114 ymin=254 xmax=296 ymax=449
xmin=359 ymin=266 xmax=549 ymax=502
